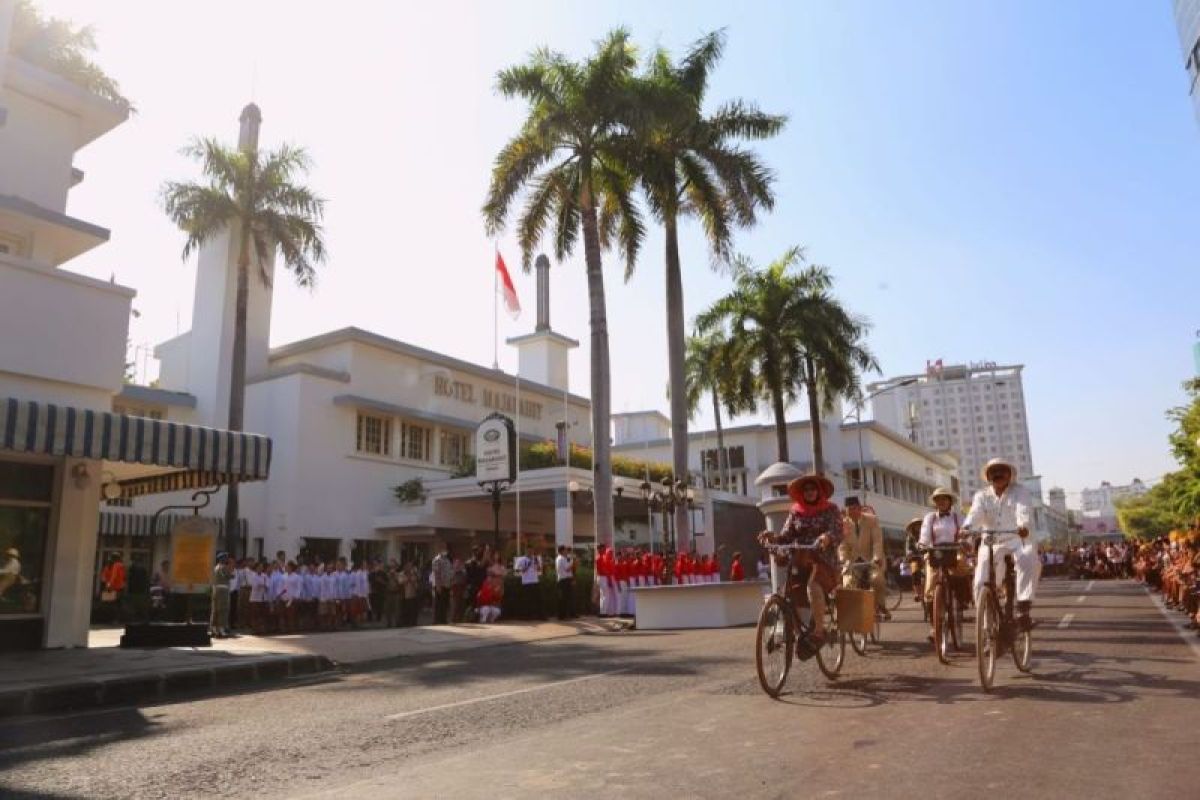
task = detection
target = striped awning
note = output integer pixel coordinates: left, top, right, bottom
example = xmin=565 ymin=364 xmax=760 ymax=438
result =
xmin=97 ymin=511 xmax=248 ymax=538
xmin=1 ymin=397 xmax=272 ymax=496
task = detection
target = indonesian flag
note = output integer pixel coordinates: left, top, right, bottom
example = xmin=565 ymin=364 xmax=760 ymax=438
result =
xmin=495 ymin=251 xmax=521 ymax=319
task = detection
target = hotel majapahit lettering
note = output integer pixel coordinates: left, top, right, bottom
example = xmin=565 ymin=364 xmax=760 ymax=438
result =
xmin=434 ymin=375 xmax=542 ymax=420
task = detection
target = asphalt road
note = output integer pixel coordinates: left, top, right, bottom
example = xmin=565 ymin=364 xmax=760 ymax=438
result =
xmin=2 ymin=578 xmax=1198 ymax=799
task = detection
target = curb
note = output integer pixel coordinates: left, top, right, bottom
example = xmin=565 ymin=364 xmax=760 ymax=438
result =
xmin=0 ymin=654 xmax=335 ymax=720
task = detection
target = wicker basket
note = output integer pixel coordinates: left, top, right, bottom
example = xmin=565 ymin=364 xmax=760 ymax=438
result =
xmin=835 ymin=588 xmax=876 ymax=634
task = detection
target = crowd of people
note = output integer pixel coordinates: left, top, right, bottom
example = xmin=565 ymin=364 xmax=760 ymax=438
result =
xmin=593 ymin=545 xmax=725 ymax=617
xmin=1136 ymin=536 xmax=1200 ymax=628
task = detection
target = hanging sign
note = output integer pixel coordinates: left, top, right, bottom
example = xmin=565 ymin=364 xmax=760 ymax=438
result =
xmin=475 ymin=412 xmax=516 ymax=484
xmin=169 ymin=517 xmax=217 ymax=593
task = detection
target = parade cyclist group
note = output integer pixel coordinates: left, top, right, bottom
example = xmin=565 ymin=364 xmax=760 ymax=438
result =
xmin=760 ymin=456 xmax=1040 ymax=649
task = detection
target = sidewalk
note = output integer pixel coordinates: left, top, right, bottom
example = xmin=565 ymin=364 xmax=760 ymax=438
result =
xmin=0 ymin=618 xmax=618 ymax=719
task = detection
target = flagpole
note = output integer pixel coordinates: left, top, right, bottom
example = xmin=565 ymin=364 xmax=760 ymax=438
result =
xmin=492 ymin=244 xmax=499 ymax=370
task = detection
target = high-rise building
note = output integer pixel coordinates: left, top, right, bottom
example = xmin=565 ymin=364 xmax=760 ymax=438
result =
xmin=1176 ymin=0 xmax=1200 ymax=125
xmin=868 ymin=362 xmax=1034 ymax=498
xmin=1080 ymin=479 xmax=1149 ymax=518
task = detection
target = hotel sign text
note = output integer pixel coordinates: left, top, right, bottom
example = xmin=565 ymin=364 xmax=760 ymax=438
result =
xmin=434 ymin=375 xmax=543 ymax=421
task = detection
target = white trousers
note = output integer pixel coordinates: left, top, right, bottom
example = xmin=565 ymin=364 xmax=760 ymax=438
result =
xmin=598 ymin=576 xmax=614 ymax=615
xmin=618 ymin=580 xmax=630 ymax=615
xmin=974 ymin=536 xmax=1040 ymax=604
xmin=478 ymin=605 xmax=500 ymax=623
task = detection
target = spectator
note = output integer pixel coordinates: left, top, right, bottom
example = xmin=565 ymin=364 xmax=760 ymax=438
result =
xmin=431 ymin=546 xmax=453 ymax=624
xmin=730 ymin=552 xmax=745 ymax=582
xmin=100 ymin=553 xmax=127 ymax=623
xmin=210 ymin=553 xmax=235 ymax=638
xmin=401 ymin=561 xmax=421 ymax=626
xmin=125 ymin=558 xmax=150 ymax=623
xmin=476 ymin=580 xmax=501 ymax=623
xmin=369 ymin=560 xmax=388 ymax=623
xmin=515 ymin=548 xmax=544 ymax=620
xmin=555 ymin=546 xmax=576 ymax=620
xmin=384 ymin=560 xmax=403 ymax=628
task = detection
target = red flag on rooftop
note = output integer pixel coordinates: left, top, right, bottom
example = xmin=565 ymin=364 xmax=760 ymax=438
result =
xmin=496 ymin=251 xmax=521 ymax=319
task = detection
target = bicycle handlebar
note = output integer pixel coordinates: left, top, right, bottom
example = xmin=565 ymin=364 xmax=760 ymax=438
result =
xmin=764 ymin=542 xmax=821 ymax=552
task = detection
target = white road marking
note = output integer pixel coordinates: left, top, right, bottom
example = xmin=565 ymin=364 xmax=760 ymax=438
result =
xmin=383 ymin=668 xmax=630 ymax=721
xmin=1086 ymin=581 xmax=1095 ymax=592
xmin=1075 ymin=595 xmax=1086 ymax=604
xmin=1057 ymin=614 xmax=1074 ymax=629
xmin=1147 ymin=588 xmax=1200 ymax=663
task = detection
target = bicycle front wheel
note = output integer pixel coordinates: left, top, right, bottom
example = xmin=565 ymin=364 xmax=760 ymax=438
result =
xmin=815 ymin=604 xmax=846 ymax=679
xmin=755 ymin=594 xmax=794 ymax=698
xmin=976 ymin=588 xmax=999 ymax=691
xmin=1012 ymin=625 xmax=1033 ymax=673
xmin=933 ymin=582 xmax=952 ymax=665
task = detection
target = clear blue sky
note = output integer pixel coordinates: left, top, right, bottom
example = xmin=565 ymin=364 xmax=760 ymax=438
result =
xmin=34 ymin=0 xmax=1200 ymax=504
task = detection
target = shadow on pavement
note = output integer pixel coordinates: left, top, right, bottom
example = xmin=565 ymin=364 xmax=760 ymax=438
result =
xmin=0 ymin=707 xmax=162 ymax=774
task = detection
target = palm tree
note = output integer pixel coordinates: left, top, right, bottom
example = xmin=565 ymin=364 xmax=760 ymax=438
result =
xmin=483 ymin=29 xmax=645 ymax=549
xmin=683 ymin=329 xmax=753 ymax=490
xmin=793 ymin=292 xmax=879 ymax=475
xmin=694 ymin=247 xmax=811 ymax=463
xmin=162 ymin=123 xmax=326 ymax=553
xmin=633 ymin=30 xmax=785 ymax=551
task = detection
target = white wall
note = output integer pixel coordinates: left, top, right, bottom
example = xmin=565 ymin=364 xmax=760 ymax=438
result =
xmin=0 ymin=253 xmax=132 ymax=399
xmin=0 ymin=83 xmax=77 ymax=213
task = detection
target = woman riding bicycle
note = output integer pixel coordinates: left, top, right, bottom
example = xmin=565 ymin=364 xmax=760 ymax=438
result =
xmin=758 ymin=473 xmax=842 ymax=645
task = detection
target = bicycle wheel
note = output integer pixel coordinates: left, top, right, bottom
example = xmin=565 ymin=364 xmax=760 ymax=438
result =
xmin=1012 ymin=625 xmax=1033 ymax=673
xmin=976 ymin=589 xmax=999 ymax=691
xmin=815 ymin=603 xmax=845 ymax=679
xmin=851 ymin=629 xmax=868 ymax=656
xmin=950 ymin=589 xmax=964 ymax=651
xmin=755 ymin=594 xmax=794 ymax=698
xmin=887 ymin=574 xmax=903 ymax=611
xmin=933 ymin=582 xmax=952 ymax=664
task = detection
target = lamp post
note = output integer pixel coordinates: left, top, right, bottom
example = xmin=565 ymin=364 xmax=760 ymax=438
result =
xmin=844 ymin=378 xmax=919 ymax=502
xmin=639 ymin=477 xmax=690 ymax=583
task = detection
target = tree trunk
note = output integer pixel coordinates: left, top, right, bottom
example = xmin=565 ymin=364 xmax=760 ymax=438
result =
xmin=580 ymin=202 xmax=614 ymax=550
xmin=770 ymin=379 xmax=789 ymax=464
xmin=223 ymin=223 xmax=251 ymax=558
xmin=712 ymin=388 xmax=729 ymax=490
xmin=664 ymin=214 xmax=691 ymax=553
xmin=805 ymin=355 xmax=824 ymax=476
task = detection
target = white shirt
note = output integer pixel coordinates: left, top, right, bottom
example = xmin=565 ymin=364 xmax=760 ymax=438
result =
xmin=516 ymin=556 xmax=541 ymax=585
xmin=963 ymin=484 xmax=1032 ymax=534
xmin=268 ymin=571 xmax=285 ymax=601
xmin=319 ymin=572 xmax=336 ymax=602
xmin=284 ymin=572 xmax=303 ymax=603
xmin=336 ymin=570 xmax=352 ymax=600
xmin=555 ymin=554 xmax=573 ymax=580
xmin=249 ymin=572 xmax=268 ymax=603
xmin=920 ymin=511 xmax=962 ymax=547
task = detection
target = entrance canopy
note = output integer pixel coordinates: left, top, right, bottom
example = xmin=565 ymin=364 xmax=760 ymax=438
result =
xmin=1 ymin=397 xmax=272 ymax=497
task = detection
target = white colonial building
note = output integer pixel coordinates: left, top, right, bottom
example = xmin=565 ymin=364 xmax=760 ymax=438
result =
xmin=0 ymin=4 xmax=271 ymax=650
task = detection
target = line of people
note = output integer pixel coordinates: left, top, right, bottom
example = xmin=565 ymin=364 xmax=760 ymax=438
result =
xmin=593 ymin=545 xmax=725 ymax=617
xmin=1136 ymin=536 xmax=1200 ymax=631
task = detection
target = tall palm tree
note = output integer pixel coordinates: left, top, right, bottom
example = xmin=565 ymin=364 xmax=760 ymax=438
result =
xmin=683 ymin=329 xmax=753 ymax=490
xmin=694 ymin=247 xmax=811 ymax=463
xmin=634 ymin=30 xmax=784 ymax=551
xmin=162 ymin=128 xmax=326 ymax=553
xmin=483 ymin=29 xmax=645 ymax=549
xmin=793 ymin=293 xmax=879 ymax=475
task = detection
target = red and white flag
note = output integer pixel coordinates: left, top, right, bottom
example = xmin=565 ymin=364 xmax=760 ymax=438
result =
xmin=495 ymin=251 xmax=521 ymax=320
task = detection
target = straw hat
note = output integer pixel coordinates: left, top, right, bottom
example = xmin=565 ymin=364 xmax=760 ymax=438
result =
xmin=905 ymin=518 xmax=923 ymax=536
xmin=929 ymin=487 xmax=957 ymax=505
xmin=787 ymin=473 xmax=835 ymax=503
xmin=979 ymin=457 xmax=1018 ymax=483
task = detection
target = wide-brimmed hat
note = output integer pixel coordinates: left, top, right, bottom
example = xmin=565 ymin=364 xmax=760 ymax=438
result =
xmin=929 ymin=487 xmax=958 ymax=505
xmin=979 ymin=457 xmax=1018 ymax=483
xmin=905 ymin=518 xmax=923 ymax=536
xmin=787 ymin=473 xmax=835 ymax=503
xmin=4 ymin=547 xmax=17 ymax=558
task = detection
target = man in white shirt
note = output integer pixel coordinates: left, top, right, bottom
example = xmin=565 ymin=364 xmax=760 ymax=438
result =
xmin=555 ymin=546 xmax=575 ymax=620
xmin=964 ymin=457 xmax=1040 ymax=631
xmin=515 ymin=549 xmax=544 ymax=620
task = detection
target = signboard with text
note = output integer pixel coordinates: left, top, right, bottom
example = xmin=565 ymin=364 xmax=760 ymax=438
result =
xmin=169 ymin=517 xmax=217 ymax=593
xmin=475 ymin=413 xmax=516 ymax=484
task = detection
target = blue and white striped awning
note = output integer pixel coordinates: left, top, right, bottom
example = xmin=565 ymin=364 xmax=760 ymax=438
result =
xmin=1 ymin=397 xmax=272 ymax=497
xmin=97 ymin=511 xmax=248 ymax=538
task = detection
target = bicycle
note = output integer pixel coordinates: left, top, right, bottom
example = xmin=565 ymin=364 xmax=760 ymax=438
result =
xmin=973 ymin=529 xmax=1033 ymax=691
xmin=845 ymin=560 xmax=882 ymax=655
xmin=919 ymin=542 xmax=967 ymax=664
xmin=883 ymin=566 xmax=904 ymax=611
xmin=754 ymin=542 xmax=846 ymax=698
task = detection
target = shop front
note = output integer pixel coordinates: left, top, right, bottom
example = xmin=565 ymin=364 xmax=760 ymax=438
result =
xmin=0 ymin=397 xmax=272 ymax=650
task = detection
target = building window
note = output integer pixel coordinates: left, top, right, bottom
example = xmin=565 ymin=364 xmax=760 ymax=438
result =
xmin=356 ymin=413 xmax=392 ymax=456
xmin=401 ymin=421 xmax=431 ymax=462
xmin=439 ymin=429 xmax=470 ymax=467
xmin=0 ymin=231 xmax=26 ymax=257
xmin=0 ymin=460 xmax=53 ymax=616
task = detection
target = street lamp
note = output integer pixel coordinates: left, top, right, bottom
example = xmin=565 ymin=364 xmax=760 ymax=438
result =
xmin=638 ymin=477 xmax=691 ymax=583
xmin=844 ymin=377 xmax=919 ymax=502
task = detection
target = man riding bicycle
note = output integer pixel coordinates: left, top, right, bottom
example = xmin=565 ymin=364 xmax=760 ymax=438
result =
xmin=919 ymin=487 xmax=970 ymax=637
xmin=759 ymin=473 xmax=843 ymax=645
xmin=839 ymin=496 xmax=889 ymax=620
xmin=963 ymin=457 xmax=1039 ymax=632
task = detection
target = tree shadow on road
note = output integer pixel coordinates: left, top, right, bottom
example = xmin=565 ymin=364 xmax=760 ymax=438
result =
xmin=0 ymin=706 xmax=162 ymax=777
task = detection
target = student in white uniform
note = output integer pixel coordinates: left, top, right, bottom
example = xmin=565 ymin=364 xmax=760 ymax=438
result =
xmin=318 ymin=565 xmax=337 ymax=631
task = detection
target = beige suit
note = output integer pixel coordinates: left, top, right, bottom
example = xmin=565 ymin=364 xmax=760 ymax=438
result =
xmin=840 ymin=513 xmax=887 ymax=608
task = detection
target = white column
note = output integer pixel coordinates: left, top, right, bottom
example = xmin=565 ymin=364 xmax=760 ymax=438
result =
xmin=554 ymin=488 xmax=573 ymax=547
xmin=44 ymin=458 xmax=102 ymax=648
